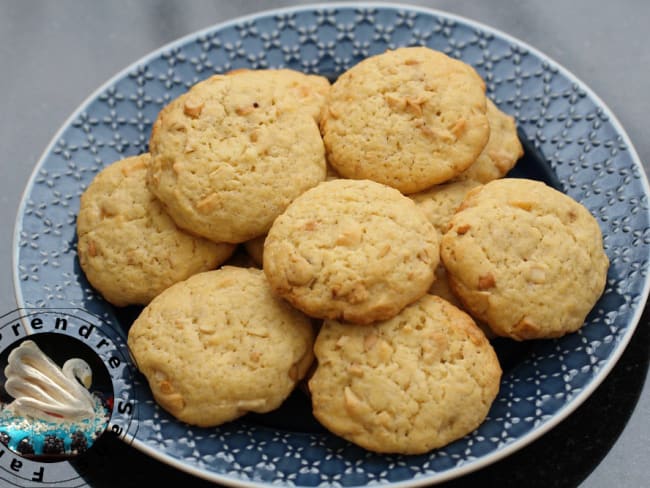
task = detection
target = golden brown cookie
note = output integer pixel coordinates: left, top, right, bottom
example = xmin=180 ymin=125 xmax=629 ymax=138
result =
xmin=410 ymin=180 xmax=500 ymax=338
xmin=427 ymin=264 xmax=495 ymax=339
xmin=428 ymin=264 xmax=462 ymax=307
xmin=243 ymin=234 xmax=265 ymax=267
xmin=76 ymin=153 xmax=234 ymax=307
xmin=440 ymin=178 xmax=609 ymax=340
xmin=411 ymin=179 xmax=483 ymax=235
xmin=321 ymin=46 xmax=489 ymax=194
xmin=263 ymin=179 xmax=439 ymax=324
xmin=127 ymin=266 xmax=315 ymax=427
xmin=453 ymin=99 xmax=524 ymax=183
xmin=148 ymin=69 xmax=327 ymax=244
xmin=411 ymin=179 xmax=481 ymax=312
xmin=325 ymin=163 xmax=341 ymax=181
xmin=309 ymin=294 xmax=502 ymax=454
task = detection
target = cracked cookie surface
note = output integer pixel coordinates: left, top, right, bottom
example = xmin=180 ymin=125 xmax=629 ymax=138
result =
xmin=308 ymin=294 xmax=501 ymax=454
xmin=440 ymin=178 xmax=609 ymax=340
xmin=263 ymin=179 xmax=439 ymax=324
xmin=76 ymin=153 xmax=234 ymax=307
xmin=321 ymin=46 xmax=489 ymax=194
xmin=147 ymin=69 xmax=327 ymax=243
xmin=127 ymin=266 xmax=315 ymax=427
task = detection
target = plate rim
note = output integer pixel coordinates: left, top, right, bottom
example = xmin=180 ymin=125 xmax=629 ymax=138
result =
xmin=11 ymin=2 xmax=650 ymax=487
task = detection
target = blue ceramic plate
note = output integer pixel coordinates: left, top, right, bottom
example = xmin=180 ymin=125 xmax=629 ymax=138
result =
xmin=13 ymin=3 xmax=650 ymax=486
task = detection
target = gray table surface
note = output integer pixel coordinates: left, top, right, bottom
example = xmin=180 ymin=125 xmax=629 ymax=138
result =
xmin=0 ymin=1 xmax=648 ymax=487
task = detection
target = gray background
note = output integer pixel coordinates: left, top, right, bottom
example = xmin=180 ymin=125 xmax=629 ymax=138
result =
xmin=0 ymin=1 xmax=648 ymax=487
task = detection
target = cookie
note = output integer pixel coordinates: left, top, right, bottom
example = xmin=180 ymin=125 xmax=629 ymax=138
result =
xmin=427 ymin=265 xmax=495 ymax=340
xmin=321 ymin=46 xmax=490 ymax=194
xmin=326 ymin=163 xmax=341 ymax=181
xmin=308 ymin=294 xmax=502 ymax=454
xmin=428 ymin=264 xmax=462 ymax=308
xmin=127 ymin=266 xmax=315 ymax=427
xmin=440 ymin=178 xmax=609 ymax=340
xmin=148 ymin=69 xmax=327 ymax=244
xmin=243 ymin=234 xmax=265 ymax=267
xmin=263 ymin=179 xmax=439 ymax=324
xmin=452 ymin=99 xmax=524 ymax=183
xmin=411 ymin=179 xmax=481 ymax=309
xmin=411 ymin=179 xmax=483 ymax=235
xmin=76 ymin=153 xmax=234 ymax=307
xmin=409 ymin=179 xmax=504 ymax=339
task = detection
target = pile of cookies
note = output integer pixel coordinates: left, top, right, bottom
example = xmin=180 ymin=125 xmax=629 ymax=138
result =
xmin=76 ymin=46 xmax=609 ymax=455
